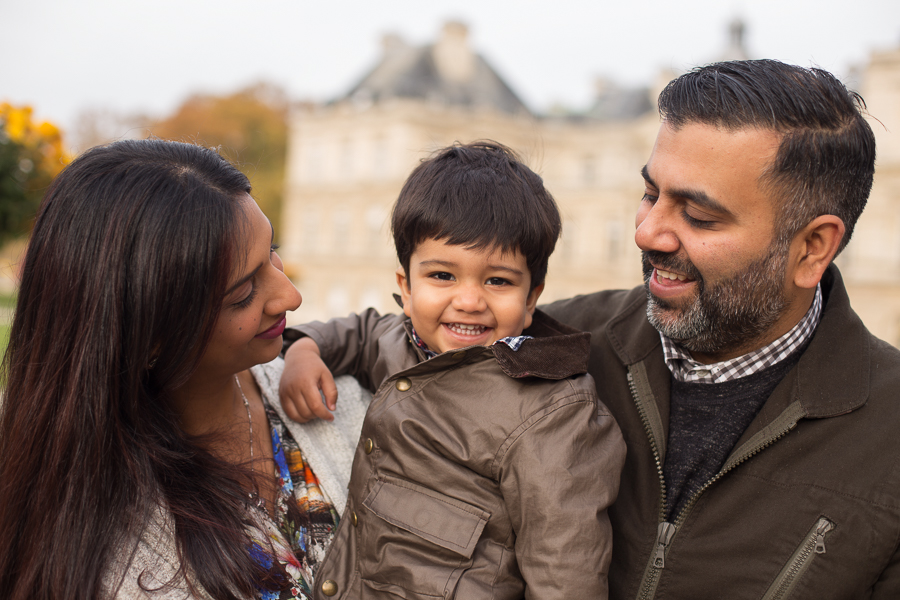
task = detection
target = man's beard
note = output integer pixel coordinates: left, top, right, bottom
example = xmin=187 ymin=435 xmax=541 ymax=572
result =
xmin=642 ymin=244 xmax=791 ymax=356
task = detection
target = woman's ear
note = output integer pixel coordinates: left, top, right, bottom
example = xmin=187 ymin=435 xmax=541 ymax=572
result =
xmin=396 ymin=267 xmax=412 ymax=317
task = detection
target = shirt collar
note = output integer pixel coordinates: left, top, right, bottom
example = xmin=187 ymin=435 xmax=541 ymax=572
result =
xmin=661 ymin=284 xmax=823 ymax=384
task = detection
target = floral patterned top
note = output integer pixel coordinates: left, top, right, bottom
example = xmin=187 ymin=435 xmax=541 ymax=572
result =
xmin=248 ymin=401 xmax=340 ymax=600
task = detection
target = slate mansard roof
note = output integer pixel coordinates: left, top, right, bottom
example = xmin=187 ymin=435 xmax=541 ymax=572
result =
xmin=339 ymin=22 xmax=531 ymax=116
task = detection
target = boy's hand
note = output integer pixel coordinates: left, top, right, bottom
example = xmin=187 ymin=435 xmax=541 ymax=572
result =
xmin=280 ymin=337 xmax=338 ymax=422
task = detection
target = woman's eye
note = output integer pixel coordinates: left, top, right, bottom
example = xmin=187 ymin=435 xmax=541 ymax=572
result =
xmin=232 ymin=288 xmax=258 ymax=310
xmin=270 ymin=243 xmax=280 ymax=253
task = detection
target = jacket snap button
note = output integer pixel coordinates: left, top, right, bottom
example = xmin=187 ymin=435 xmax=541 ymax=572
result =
xmin=452 ymin=350 xmax=466 ymax=360
xmin=395 ymin=377 xmax=411 ymax=391
xmin=364 ymin=438 xmax=374 ymax=454
xmin=351 ymin=511 xmax=359 ymax=527
xmin=322 ymin=580 xmax=338 ymax=596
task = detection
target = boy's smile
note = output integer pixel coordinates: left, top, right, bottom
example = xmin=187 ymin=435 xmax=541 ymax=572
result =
xmin=397 ymin=238 xmax=543 ymax=355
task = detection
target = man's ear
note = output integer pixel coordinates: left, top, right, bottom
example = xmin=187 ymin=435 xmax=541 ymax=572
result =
xmin=396 ymin=267 xmax=412 ymax=317
xmin=522 ymin=283 xmax=545 ymax=330
xmin=790 ymin=215 xmax=845 ymax=289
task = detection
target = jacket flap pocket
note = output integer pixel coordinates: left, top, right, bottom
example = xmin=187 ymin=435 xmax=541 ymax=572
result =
xmin=363 ymin=477 xmax=490 ymax=558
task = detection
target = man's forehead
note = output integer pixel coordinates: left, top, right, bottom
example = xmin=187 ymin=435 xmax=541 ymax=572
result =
xmin=644 ymin=121 xmax=783 ymax=216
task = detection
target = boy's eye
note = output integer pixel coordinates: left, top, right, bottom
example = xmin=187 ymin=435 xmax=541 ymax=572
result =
xmin=486 ymin=277 xmax=510 ymax=286
xmin=429 ymin=272 xmax=454 ymax=281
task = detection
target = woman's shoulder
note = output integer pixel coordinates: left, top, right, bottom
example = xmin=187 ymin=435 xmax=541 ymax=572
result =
xmin=251 ymin=357 xmax=371 ymax=514
xmin=102 ymin=504 xmax=217 ymax=600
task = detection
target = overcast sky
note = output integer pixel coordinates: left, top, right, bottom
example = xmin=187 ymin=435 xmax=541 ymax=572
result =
xmin=3 ymin=0 xmax=899 ymax=134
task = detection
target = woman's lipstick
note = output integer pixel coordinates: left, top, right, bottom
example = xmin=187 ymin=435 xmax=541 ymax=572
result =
xmin=255 ymin=315 xmax=286 ymax=339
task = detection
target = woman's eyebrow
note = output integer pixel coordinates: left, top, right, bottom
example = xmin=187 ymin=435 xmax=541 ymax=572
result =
xmin=225 ymin=265 xmax=262 ymax=296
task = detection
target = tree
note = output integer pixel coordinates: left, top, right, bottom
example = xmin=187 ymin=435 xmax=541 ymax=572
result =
xmin=149 ymin=83 xmax=289 ymax=232
xmin=0 ymin=104 xmax=67 ymax=244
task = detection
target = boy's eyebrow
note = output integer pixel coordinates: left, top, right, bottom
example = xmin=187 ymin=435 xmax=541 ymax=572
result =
xmin=640 ymin=165 xmax=735 ymax=218
xmin=419 ymin=259 xmax=525 ymax=275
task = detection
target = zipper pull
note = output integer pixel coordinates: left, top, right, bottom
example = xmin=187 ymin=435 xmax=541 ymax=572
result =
xmin=815 ymin=519 xmax=835 ymax=554
xmin=653 ymin=522 xmax=677 ymax=569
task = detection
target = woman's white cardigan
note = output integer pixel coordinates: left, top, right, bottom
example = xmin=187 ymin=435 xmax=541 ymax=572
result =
xmin=103 ymin=359 xmax=370 ymax=599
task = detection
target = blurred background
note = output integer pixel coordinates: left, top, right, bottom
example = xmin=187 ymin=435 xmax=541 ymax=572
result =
xmin=3 ymin=0 xmax=900 ymax=346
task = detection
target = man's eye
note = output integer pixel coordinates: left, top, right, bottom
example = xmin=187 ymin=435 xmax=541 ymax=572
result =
xmin=683 ymin=211 xmax=716 ymax=228
xmin=641 ymin=192 xmax=658 ymax=204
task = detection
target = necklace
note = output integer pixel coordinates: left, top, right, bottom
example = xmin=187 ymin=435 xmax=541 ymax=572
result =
xmin=234 ymin=374 xmax=266 ymax=509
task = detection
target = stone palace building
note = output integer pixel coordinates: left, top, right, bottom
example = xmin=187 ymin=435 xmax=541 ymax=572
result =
xmin=280 ymin=21 xmax=900 ymax=346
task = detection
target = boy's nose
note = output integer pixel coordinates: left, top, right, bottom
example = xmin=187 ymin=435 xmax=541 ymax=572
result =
xmin=452 ymin=284 xmax=486 ymax=313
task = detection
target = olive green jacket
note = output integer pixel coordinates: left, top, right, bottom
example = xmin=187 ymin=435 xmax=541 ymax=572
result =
xmin=542 ymin=265 xmax=900 ymax=600
xmin=292 ymin=309 xmax=626 ymax=600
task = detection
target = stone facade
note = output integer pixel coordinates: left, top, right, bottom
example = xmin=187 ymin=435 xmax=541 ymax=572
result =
xmin=281 ymin=22 xmax=900 ymax=346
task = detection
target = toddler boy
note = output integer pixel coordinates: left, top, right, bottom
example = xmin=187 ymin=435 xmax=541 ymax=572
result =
xmin=281 ymin=141 xmax=625 ymax=599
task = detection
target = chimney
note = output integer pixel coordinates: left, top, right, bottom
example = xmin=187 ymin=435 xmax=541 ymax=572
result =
xmin=433 ymin=21 xmax=475 ymax=83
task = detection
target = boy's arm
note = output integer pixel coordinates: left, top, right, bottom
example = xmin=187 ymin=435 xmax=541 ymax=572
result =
xmin=280 ymin=308 xmax=396 ymax=421
xmin=499 ymin=382 xmax=626 ymax=600
xmin=281 ymin=337 xmax=338 ymax=422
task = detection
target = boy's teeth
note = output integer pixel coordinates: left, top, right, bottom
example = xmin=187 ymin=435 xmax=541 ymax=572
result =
xmin=656 ymin=269 xmax=687 ymax=282
xmin=448 ymin=323 xmax=487 ymax=336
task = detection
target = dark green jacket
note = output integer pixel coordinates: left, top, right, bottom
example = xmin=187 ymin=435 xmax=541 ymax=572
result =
xmin=543 ymin=265 xmax=900 ymax=600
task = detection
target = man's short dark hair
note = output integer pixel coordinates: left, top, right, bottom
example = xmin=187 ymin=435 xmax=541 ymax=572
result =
xmin=391 ymin=141 xmax=561 ymax=290
xmin=658 ymin=59 xmax=876 ymax=254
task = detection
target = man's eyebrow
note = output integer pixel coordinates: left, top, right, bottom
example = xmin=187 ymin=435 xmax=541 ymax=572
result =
xmin=640 ymin=165 xmax=656 ymax=188
xmin=641 ymin=165 xmax=735 ymax=219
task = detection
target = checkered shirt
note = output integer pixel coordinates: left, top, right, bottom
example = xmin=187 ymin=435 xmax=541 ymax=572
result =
xmin=661 ymin=285 xmax=823 ymax=384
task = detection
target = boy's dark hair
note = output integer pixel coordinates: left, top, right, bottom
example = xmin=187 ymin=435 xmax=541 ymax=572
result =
xmin=658 ymin=59 xmax=876 ymax=255
xmin=392 ymin=141 xmax=561 ymax=290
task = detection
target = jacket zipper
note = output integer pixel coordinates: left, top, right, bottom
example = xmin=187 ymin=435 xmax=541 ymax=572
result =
xmin=627 ymin=367 xmax=669 ymax=600
xmin=628 ymin=365 xmax=805 ymax=600
xmin=761 ymin=517 xmax=835 ymax=600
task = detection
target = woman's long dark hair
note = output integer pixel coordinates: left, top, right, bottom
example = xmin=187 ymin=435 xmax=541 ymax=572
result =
xmin=0 ymin=139 xmax=273 ymax=600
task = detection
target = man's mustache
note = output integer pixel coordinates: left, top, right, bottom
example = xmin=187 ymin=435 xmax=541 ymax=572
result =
xmin=641 ymin=250 xmax=703 ymax=283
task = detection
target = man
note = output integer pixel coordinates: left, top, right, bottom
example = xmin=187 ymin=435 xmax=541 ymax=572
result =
xmin=544 ymin=59 xmax=900 ymax=598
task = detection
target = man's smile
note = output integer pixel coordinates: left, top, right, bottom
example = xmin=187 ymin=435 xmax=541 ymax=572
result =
xmin=655 ymin=268 xmax=692 ymax=283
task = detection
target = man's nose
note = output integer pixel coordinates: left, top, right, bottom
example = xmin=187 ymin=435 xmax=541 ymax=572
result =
xmin=635 ymin=199 xmax=680 ymax=255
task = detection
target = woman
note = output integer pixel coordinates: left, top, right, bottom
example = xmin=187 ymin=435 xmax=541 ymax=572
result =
xmin=0 ymin=140 xmax=367 ymax=600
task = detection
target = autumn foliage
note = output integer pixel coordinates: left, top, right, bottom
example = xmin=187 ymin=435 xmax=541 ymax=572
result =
xmin=0 ymin=103 xmax=68 ymax=243
xmin=149 ymin=83 xmax=288 ymax=232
